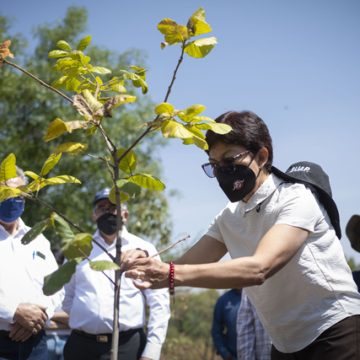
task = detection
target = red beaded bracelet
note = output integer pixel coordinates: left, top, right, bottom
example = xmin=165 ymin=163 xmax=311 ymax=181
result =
xmin=169 ymin=261 xmax=175 ymax=296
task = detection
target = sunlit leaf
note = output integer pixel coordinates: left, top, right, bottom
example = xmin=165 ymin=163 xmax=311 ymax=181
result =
xmin=77 ymin=35 xmax=92 ymax=51
xmin=48 ymin=50 xmax=69 ymax=59
xmin=44 ymin=175 xmax=81 ymax=186
xmin=157 ymin=19 xmax=189 ymax=45
xmin=56 ymin=40 xmax=72 ymax=51
xmin=103 ymin=95 xmax=136 ymax=115
xmin=118 ymin=182 xmax=141 ymax=198
xmin=155 ymin=102 xmax=175 ymax=116
xmin=91 ymin=66 xmax=111 ymax=75
xmin=24 ymin=171 xmax=39 ymax=180
xmin=177 ymin=104 xmax=206 ymax=122
xmin=109 ymin=185 xmax=130 ymax=203
xmin=196 ymin=122 xmax=232 ymax=134
xmin=44 ymin=118 xmax=87 ymax=142
xmin=54 ymin=142 xmax=87 ymax=154
xmin=0 ymin=153 xmax=17 ymax=182
xmin=117 ymin=148 xmax=137 ymax=174
xmin=62 ymin=233 xmax=93 ymax=260
xmin=40 ymin=153 xmax=62 ymax=177
xmin=161 ymin=120 xmax=194 ymax=139
xmin=184 ymin=37 xmax=217 ymax=58
xmin=89 ymin=260 xmax=120 ymax=271
xmin=43 ymin=259 xmax=79 ymax=295
xmin=127 ymin=174 xmax=165 ymax=191
xmin=187 ymin=8 xmax=212 ymax=36
xmin=21 ymin=219 xmax=50 ymax=245
xmin=120 ymin=70 xmax=148 ymax=94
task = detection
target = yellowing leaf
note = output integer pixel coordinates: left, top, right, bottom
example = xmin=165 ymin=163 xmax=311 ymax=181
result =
xmin=0 ymin=39 xmax=14 ymax=61
xmin=40 ymin=153 xmax=62 ymax=177
xmin=0 ymin=186 xmax=23 ymax=202
xmin=187 ymin=8 xmax=212 ymax=36
xmin=184 ymin=37 xmax=217 ymax=58
xmin=24 ymin=171 xmax=39 ymax=180
xmin=77 ymin=35 xmax=92 ymax=51
xmin=177 ymin=104 xmax=206 ymax=122
xmin=44 ymin=118 xmax=68 ymax=142
xmin=0 ymin=153 xmax=17 ymax=182
xmin=155 ymin=102 xmax=175 ymax=116
xmin=127 ymin=174 xmax=165 ymax=191
xmin=54 ymin=142 xmax=87 ymax=154
xmin=161 ymin=120 xmax=194 ymax=139
xmin=157 ymin=19 xmax=189 ymax=45
xmin=44 ymin=175 xmax=81 ymax=186
xmin=104 ymin=95 xmax=136 ymax=114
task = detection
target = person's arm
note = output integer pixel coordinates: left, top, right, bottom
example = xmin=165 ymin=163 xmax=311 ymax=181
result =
xmin=211 ymin=296 xmax=231 ymax=359
xmin=140 ymin=287 xmax=170 ymax=360
xmin=126 ymin=224 xmax=308 ymax=290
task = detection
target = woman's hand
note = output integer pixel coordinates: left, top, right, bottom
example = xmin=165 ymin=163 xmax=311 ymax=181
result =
xmin=124 ymin=257 xmax=169 ymax=290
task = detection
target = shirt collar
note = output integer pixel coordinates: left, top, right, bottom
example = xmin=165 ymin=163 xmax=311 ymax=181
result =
xmin=93 ymin=226 xmax=130 ymax=250
xmin=0 ymin=218 xmax=27 ymax=240
xmin=240 ymin=173 xmax=282 ymax=214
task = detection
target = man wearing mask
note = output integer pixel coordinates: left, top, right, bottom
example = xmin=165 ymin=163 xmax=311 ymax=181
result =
xmin=0 ymin=167 xmax=63 ymax=359
xmin=62 ymin=188 xmax=170 ymax=360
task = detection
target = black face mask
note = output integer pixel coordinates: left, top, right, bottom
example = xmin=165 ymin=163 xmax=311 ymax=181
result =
xmin=96 ymin=213 xmax=118 ymax=235
xmin=216 ymin=164 xmax=257 ymax=202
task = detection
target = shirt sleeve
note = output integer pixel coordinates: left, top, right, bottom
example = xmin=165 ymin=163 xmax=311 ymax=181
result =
xmin=0 ymin=300 xmax=18 ymax=322
xmin=211 ymin=296 xmax=230 ymax=359
xmin=141 ymin=247 xmax=170 ymax=360
xmin=274 ymin=185 xmax=321 ymax=233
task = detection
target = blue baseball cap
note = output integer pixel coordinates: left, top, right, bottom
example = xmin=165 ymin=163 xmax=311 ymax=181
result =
xmin=93 ymin=188 xmax=111 ymax=206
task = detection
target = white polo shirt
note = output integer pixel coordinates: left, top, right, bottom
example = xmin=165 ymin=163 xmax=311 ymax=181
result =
xmin=206 ymin=173 xmax=360 ymax=353
xmin=63 ymin=227 xmax=170 ymax=360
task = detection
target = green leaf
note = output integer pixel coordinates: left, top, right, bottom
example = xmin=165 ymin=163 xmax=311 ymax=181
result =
xmin=77 ymin=35 xmax=92 ymax=51
xmin=48 ymin=50 xmax=69 ymax=59
xmin=56 ymin=40 xmax=72 ymax=51
xmin=117 ymin=148 xmax=137 ymax=174
xmin=62 ymin=233 xmax=93 ymax=260
xmin=157 ymin=19 xmax=189 ymax=45
xmin=43 ymin=259 xmax=79 ymax=295
xmin=187 ymin=8 xmax=212 ymax=36
xmin=109 ymin=185 xmax=130 ymax=203
xmin=161 ymin=120 xmax=194 ymax=139
xmin=118 ymin=182 xmax=141 ymax=198
xmin=127 ymin=174 xmax=165 ymax=191
xmin=50 ymin=213 xmax=74 ymax=244
xmin=44 ymin=118 xmax=87 ymax=142
xmin=89 ymin=260 xmax=120 ymax=271
xmin=24 ymin=171 xmax=39 ymax=180
xmin=91 ymin=66 xmax=112 ymax=75
xmin=0 ymin=153 xmax=17 ymax=182
xmin=54 ymin=142 xmax=87 ymax=154
xmin=40 ymin=153 xmax=62 ymax=177
xmin=155 ymin=102 xmax=175 ymax=116
xmin=21 ymin=219 xmax=50 ymax=245
xmin=184 ymin=37 xmax=217 ymax=58
xmin=120 ymin=70 xmax=148 ymax=94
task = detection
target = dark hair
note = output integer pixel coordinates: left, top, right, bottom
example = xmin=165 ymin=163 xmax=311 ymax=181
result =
xmin=205 ymin=111 xmax=273 ymax=171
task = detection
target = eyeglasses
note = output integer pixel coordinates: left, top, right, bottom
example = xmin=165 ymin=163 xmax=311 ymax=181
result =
xmin=201 ymin=150 xmax=250 ymax=178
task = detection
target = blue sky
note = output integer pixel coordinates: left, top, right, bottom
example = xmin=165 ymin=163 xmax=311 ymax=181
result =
xmin=3 ymin=0 xmax=360 ymax=263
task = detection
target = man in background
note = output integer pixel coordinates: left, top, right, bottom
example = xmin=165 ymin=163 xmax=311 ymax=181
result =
xmin=346 ymin=214 xmax=360 ymax=292
xmin=211 ymin=289 xmax=242 ymax=360
xmin=0 ymin=167 xmax=62 ymax=359
xmin=63 ymin=188 xmax=170 ymax=360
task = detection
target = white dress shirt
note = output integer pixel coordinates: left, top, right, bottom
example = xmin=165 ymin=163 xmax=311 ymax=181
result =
xmin=63 ymin=227 xmax=170 ymax=360
xmin=0 ymin=218 xmax=63 ymax=330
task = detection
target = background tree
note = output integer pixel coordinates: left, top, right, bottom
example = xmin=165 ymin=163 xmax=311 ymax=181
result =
xmin=0 ymin=7 xmax=172 ymax=248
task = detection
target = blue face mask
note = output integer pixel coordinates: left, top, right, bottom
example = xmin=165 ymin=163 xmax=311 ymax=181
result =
xmin=0 ymin=197 xmax=25 ymax=223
